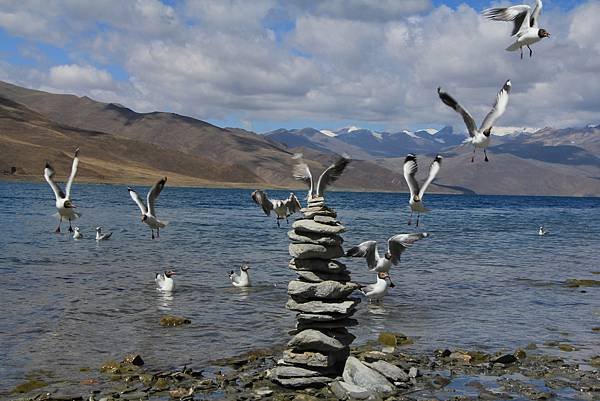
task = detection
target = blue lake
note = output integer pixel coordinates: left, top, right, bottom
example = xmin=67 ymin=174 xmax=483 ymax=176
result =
xmin=0 ymin=182 xmax=598 ymax=393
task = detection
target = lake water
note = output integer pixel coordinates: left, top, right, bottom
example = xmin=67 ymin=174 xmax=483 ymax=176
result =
xmin=0 ymin=182 xmax=599 ymax=394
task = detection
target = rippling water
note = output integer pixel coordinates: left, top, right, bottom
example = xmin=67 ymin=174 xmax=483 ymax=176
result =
xmin=0 ymin=182 xmax=598 ymax=393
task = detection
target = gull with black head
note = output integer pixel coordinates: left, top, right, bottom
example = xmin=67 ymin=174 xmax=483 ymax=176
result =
xmin=403 ymin=154 xmax=442 ymax=226
xmin=293 ymin=154 xmax=350 ymax=200
xmin=44 ymin=147 xmax=81 ymax=233
xmin=251 ymin=190 xmax=302 ymax=227
xmin=128 ymin=177 xmax=168 ymax=239
xmin=229 ymin=263 xmax=251 ymax=287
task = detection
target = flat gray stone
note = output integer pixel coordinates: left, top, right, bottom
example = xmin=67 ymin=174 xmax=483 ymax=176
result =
xmin=289 ymin=259 xmax=347 ymax=273
xmin=332 ymin=380 xmax=372 ymax=400
xmin=297 ymin=311 xmax=356 ymax=322
xmin=289 ymin=243 xmax=344 ymax=260
xmin=313 ymin=215 xmax=341 ymax=225
xmin=304 ymin=209 xmax=337 ymax=219
xmin=343 ymin=356 xmax=395 ymax=395
xmin=288 ymin=280 xmax=359 ymax=300
xmin=293 ymin=219 xmax=346 ymax=235
xmin=287 ymin=298 xmax=360 ymax=314
xmin=365 ymin=360 xmax=410 ymax=382
xmin=288 ymin=329 xmax=345 ymax=353
xmin=270 ymin=366 xmax=321 ymax=378
xmin=295 ymin=270 xmax=351 ymax=283
xmin=288 ymin=230 xmax=343 ymax=246
xmin=283 ymin=349 xmax=335 ymax=367
xmin=297 ymin=318 xmax=358 ymax=331
xmin=272 ymin=375 xmax=333 ymax=388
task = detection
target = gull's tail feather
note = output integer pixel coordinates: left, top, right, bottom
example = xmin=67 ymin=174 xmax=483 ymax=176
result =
xmin=506 ymin=41 xmax=521 ymax=51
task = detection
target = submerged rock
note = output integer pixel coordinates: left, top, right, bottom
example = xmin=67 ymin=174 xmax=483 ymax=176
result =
xmin=122 ymin=354 xmax=144 ymax=366
xmin=10 ymin=379 xmax=47 ymax=394
xmin=159 ymin=315 xmax=191 ymax=327
xmin=288 ymin=280 xmax=359 ymax=300
xmin=565 ymin=279 xmax=600 ymax=287
xmin=342 ymin=356 xmax=395 ymax=394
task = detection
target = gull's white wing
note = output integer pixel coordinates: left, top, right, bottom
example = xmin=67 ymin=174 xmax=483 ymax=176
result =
xmin=128 ymin=187 xmax=148 ymax=214
xmin=482 ymin=5 xmax=532 ymax=36
xmin=65 ymin=147 xmax=79 ymax=199
xmin=480 ymin=80 xmax=512 ymax=132
xmin=285 ymin=193 xmax=302 ymax=215
xmin=387 ymin=233 xmax=429 ymax=265
xmin=403 ymin=154 xmax=420 ymax=198
xmin=315 ymin=155 xmax=350 ymax=197
xmin=530 ymin=0 xmax=543 ymax=28
xmin=147 ymin=177 xmax=167 ymax=216
xmin=361 ymin=282 xmax=377 ymax=294
xmin=437 ymin=87 xmax=477 ymax=137
xmin=292 ymin=154 xmax=314 ymax=198
xmin=418 ymin=155 xmax=442 ymax=199
xmin=251 ymin=189 xmax=274 ymax=216
xmin=155 ymin=273 xmax=165 ymax=287
xmin=229 ymin=271 xmax=241 ymax=285
xmin=346 ymin=240 xmax=380 ymax=270
xmin=44 ymin=162 xmax=65 ymax=201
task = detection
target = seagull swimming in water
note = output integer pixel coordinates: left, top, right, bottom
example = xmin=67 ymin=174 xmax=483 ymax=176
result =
xmin=293 ymin=154 xmax=351 ymax=200
xmin=403 ymin=154 xmax=442 ymax=226
xmin=73 ymin=227 xmax=82 ymax=240
xmin=346 ymin=233 xmax=429 ymax=273
xmin=44 ymin=148 xmax=80 ymax=233
xmin=128 ymin=177 xmax=168 ymax=239
xmin=438 ymin=80 xmax=511 ymax=162
xmin=360 ymin=272 xmax=395 ymax=303
xmin=156 ymin=270 xmax=176 ymax=292
xmin=483 ymin=0 xmax=550 ymax=59
xmin=251 ymin=190 xmax=302 ymax=227
xmin=229 ymin=264 xmax=251 ymax=287
xmin=538 ymin=226 xmax=549 ymax=236
xmin=95 ymin=226 xmax=112 ymax=241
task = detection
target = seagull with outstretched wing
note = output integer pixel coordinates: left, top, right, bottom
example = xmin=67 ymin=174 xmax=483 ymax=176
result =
xmin=293 ymin=154 xmax=350 ymax=200
xmin=128 ymin=177 xmax=168 ymax=239
xmin=251 ymin=190 xmax=302 ymax=227
xmin=43 ymin=147 xmax=81 ymax=233
xmin=346 ymin=233 xmax=429 ymax=273
xmin=482 ymin=0 xmax=550 ymax=59
xmin=403 ymin=154 xmax=442 ymax=226
xmin=438 ymin=80 xmax=511 ymax=162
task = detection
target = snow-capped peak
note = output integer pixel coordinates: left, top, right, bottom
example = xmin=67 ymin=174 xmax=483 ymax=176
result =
xmin=401 ymin=130 xmax=419 ymax=138
xmin=491 ymin=126 xmax=539 ymax=136
xmin=320 ymin=129 xmax=337 ymax=137
xmin=423 ymin=128 xmax=438 ymax=135
xmin=346 ymin=126 xmax=360 ymax=133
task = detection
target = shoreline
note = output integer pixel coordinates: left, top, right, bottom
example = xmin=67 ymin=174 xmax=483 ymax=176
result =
xmin=6 ymin=333 xmax=599 ymax=401
xmin=1 ymin=176 xmax=600 ymax=198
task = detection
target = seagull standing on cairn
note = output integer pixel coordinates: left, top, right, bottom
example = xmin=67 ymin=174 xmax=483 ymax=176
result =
xmin=293 ymin=154 xmax=351 ymax=200
xmin=128 ymin=177 xmax=168 ymax=239
xmin=483 ymin=0 xmax=550 ymax=59
xmin=251 ymin=190 xmax=302 ymax=227
xmin=403 ymin=154 xmax=442 ymax=226
xmin=44 ymin=148 xmax=81 ymax=233
xmin=438 ymin=80 xmax=511 ymax=162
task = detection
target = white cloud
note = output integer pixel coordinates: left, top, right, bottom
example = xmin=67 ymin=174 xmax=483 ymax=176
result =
xmin=0 ymin=0 xmax=598 ymax=131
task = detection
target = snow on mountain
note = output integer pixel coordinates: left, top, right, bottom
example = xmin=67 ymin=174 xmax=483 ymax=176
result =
xmin=491 ymin=126 xmax=540 ymax=136
xmin=320 ymin=129 xmax=337 ymax=137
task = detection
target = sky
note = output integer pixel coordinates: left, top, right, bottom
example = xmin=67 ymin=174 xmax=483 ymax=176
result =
xmin=0 ymin=0 xmax=598 ymax=133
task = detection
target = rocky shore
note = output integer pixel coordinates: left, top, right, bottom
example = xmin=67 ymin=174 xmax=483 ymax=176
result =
xmin=8 ymin=332 xmax=599 ymax=401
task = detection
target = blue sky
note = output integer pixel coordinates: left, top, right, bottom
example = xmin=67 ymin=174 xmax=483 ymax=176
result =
xmin=0 ymin=0 xmax=598 ymax=133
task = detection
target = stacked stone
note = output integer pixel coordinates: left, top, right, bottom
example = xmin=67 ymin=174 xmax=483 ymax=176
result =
xmin=272 ymin=196 xmax=360 ymax=388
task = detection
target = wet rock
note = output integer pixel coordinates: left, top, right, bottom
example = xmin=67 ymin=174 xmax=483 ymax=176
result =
xmin=331 ymin=380 xmax=371 ymax=400
xmin=271 ymin=366 xmax=321 ymax=378
xmin=100 ymin=360 xmax=122 ymax=374
xmin=288 ymin=329 xmax=346 ymax=353
xmin=287 ymin=298 xmax=360 ymax=314
xmin=295 ymin=270 xmax=351 ymax=283
xmin=273 ymin=375 xmax=333 ymax=388
xmin=122 ymin=354 xmax=144 ymax=366
xmin=408 ymin=367 xmax=420 ymax=378
xmin=377 ymin=332 xmax=413 ymax=348
xmin=449 ymin=351 xmax=472 ymax=364
xmin=558 ymin=344 xmax=577 ymax=352
xmin=283 ymin=349 xmax=337 ymax=367
xmin=342 ymin=356 xmax=395 ymax=394
xmin=515 ymin=349 xmax=527 ymax=360
xmin=293 ymin=219 xmax=346 ymax=235
xmin=288 ymin=280 xmax=359 ymax=300
xmin=288 ymin=230 xmax=343 ymax=246
xmin=590 ymin=355 xmax=600 ymax=368
xmin=289 ymin=259 xmax=347 ymax=273
xmin=361 ymin=351 xmax=392 ymax=363
xmin=10 ymin=379 xmax=48 ymax=394
xmin=492 ymin=354 xmax=518 ymax=365
xmin=159 ymin=315 xmax=191 ymax=327
xmin=289 ymin=243 xmax=344 ymax=260
xmin=365 ymin=360 xmax=410 ymax=382
xmin=565 ymin=279 xmax=600 ymax=287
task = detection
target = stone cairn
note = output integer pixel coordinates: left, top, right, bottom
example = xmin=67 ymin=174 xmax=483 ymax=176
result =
xmin=271 ymin=196 xmax=360 ymax=388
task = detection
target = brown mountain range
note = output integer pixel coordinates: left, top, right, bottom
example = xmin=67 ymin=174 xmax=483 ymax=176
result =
xmin=1 ymin=80 xmax=599 ymax=196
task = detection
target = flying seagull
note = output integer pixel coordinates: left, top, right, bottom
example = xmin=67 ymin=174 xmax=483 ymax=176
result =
xmin=403 ymin=154 xmax=442 ymax=226
xmin=483 ymin=0 xmax=550 ymax=59
xmin=251 ymin=190 xmax=302 ymax=227
xmin=229 ymin=263 xmax=251 ymax=287
xmin=346 ymin=233 xmax=429 ymax=273
xmin=293 ymin=154 xmax=351 ymax=200
xmin=95 ymin=226 xmax=113 ymax=241
xmin=359 ymin=272 xmax=395 ymax=303
xmin=128 ymin=177 xmax=168 ymax=239
xmin=438 ymin=80 xmax=511 ymax=162
xmin=156 ymin=270 xmax=176 ymax=292
xmin=44 ymin=147 xmax=81 ymax=233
